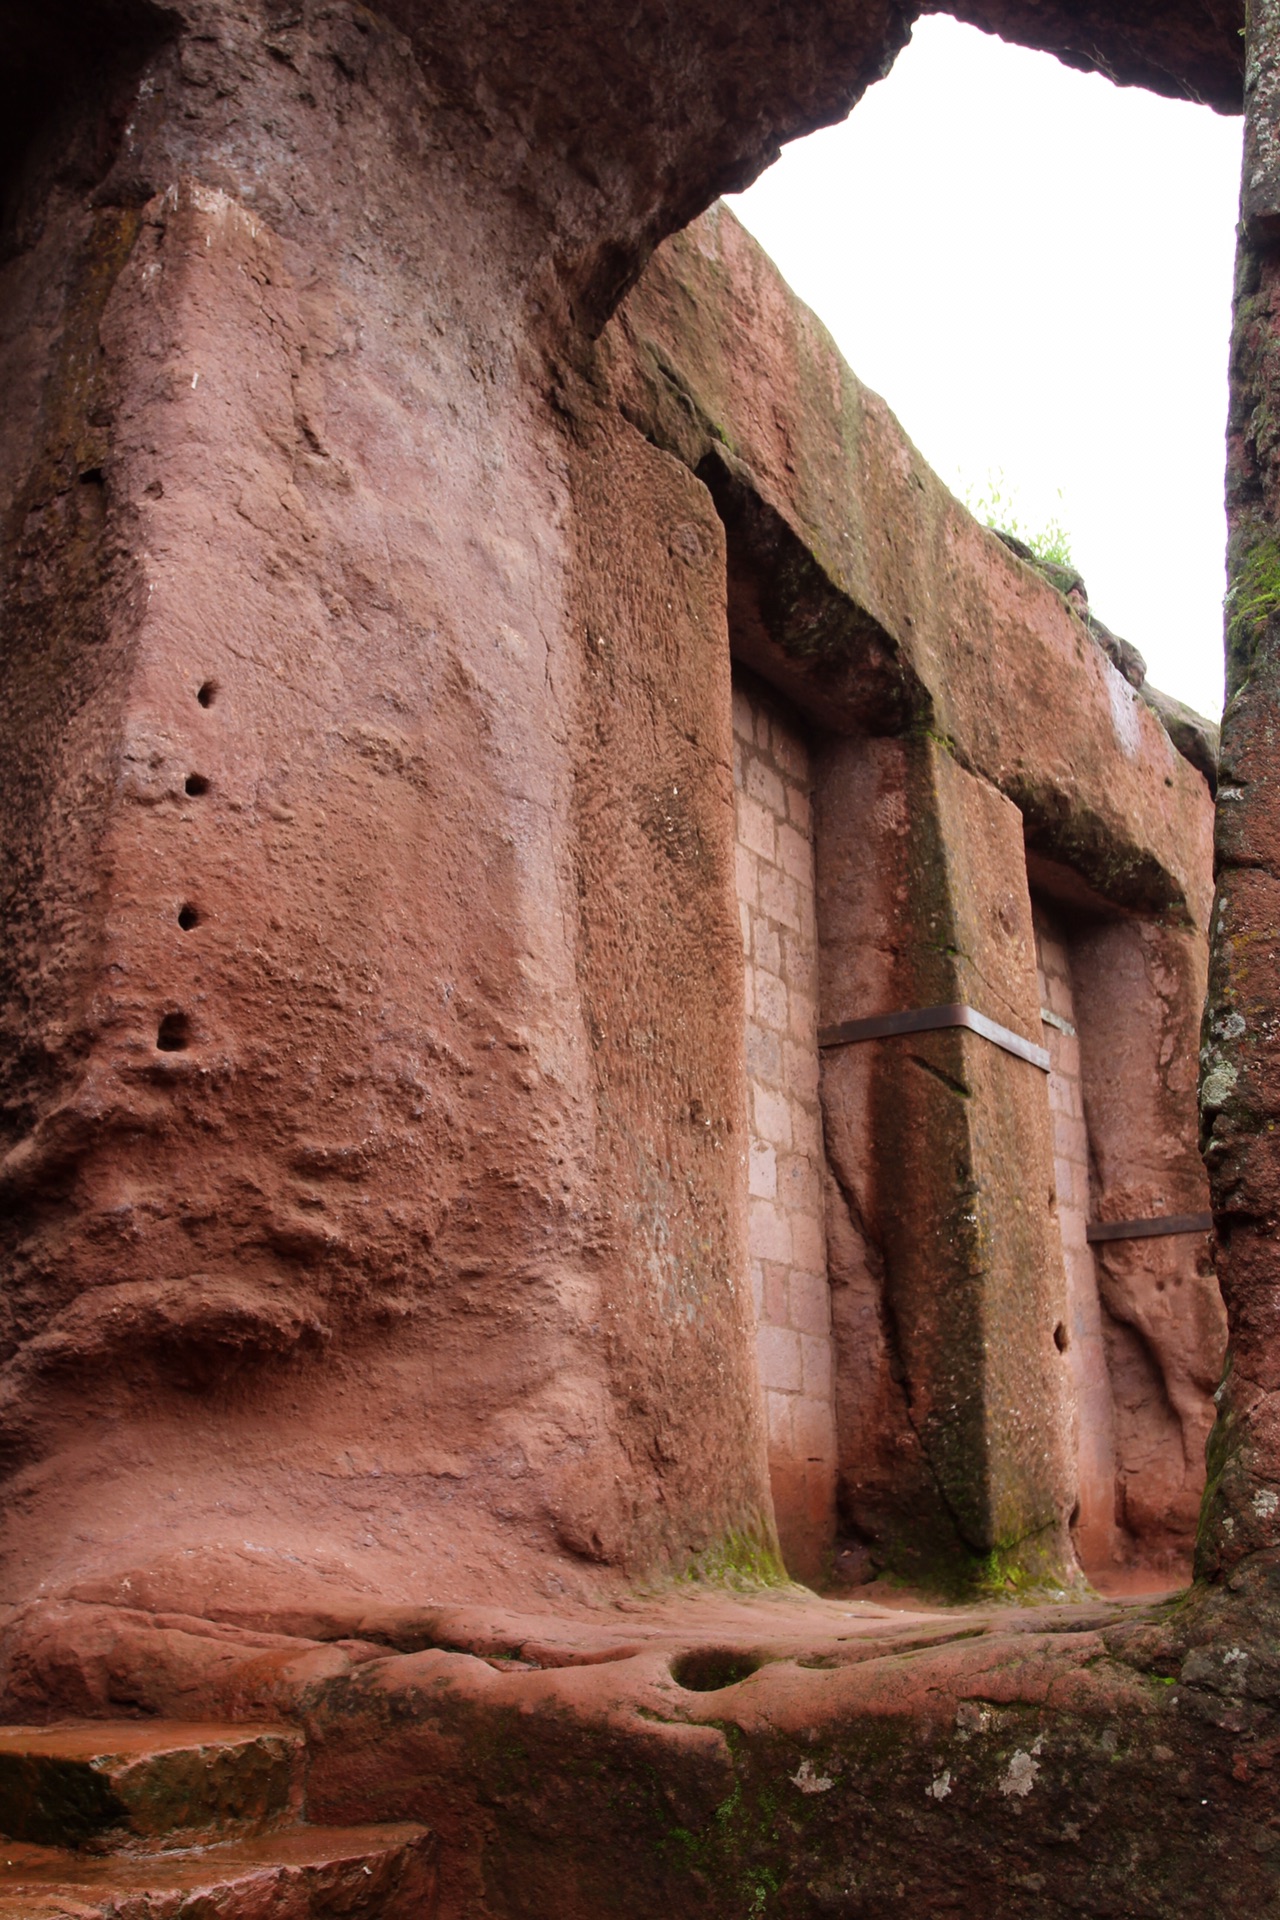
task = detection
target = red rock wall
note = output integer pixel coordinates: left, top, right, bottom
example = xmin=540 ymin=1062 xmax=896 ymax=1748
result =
xmin=1033 ymin=894 xmax=1224 ymax=1585
xmin=1071 ymin=917 xmax=1224 ymax=1573
xmin=1203 ymin=0 xmax=1280 ymax=1572
xmin=565 ymin=410 xmax=777 ymax=1579
xmin=610 ymin=207 xmax=1219 ymax=1590
xmin=0 ymin=0 xmax=1228 ymax=1632
xmin=920 ymin=0 xmax=1242 ymax=109
xmin=817 ymin=735 xmax=1076 ymax=1581
xmin=2 ymin=2 xmax=1275 ymax=1906
xmin=0 ymin=7 xmax=781 ymax=1628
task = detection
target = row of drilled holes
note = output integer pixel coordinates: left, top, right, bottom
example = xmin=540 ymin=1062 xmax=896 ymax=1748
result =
xmin=158 ymin=681 xmax=217 ymax=1051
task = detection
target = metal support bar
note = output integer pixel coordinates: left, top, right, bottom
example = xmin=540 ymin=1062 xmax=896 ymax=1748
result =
xmin=817 ymin=1002 xmax=1050 ymax=1072
xmin=1086 ymin=1213 xmax=1213 ymax=1244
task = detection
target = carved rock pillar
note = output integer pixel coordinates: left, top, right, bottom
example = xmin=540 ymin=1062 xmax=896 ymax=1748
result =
xmin=817 ymin=733 xmax=1076 ymax=1585
xmin=1199 ymin=0 xmax=1280 ymax=1578
xmin=0 ymin=0 xmax=774 ymax=1621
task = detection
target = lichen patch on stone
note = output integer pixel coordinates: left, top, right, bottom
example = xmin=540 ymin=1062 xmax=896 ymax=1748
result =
xmin=790 ymin=1759 xmax=836 ymax=1794
xmin=998 ymin=1750 xmax=1041 ymax=1798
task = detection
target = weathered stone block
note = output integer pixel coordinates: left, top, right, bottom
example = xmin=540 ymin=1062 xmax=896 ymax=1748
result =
xmin=0 ymin=1724 xmax=301 ymax=1849
xmin=757 ymin=1325 xmax=802 ymax=1394
xmin=0 ymin=1822 xmax=435 ymax=1917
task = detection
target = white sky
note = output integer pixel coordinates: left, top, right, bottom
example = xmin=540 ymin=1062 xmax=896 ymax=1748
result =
xmin=730 ymin=15 xmax=1243 ymax=720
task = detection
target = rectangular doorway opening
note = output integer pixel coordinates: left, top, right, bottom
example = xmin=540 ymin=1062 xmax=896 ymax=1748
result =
xmin=731 ymin=665 xmax=835 ymax=1582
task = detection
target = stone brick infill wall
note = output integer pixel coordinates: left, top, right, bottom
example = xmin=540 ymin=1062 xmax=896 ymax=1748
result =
xmin=1033 ymin=903 xmax=1117 ymax=1574
xmin=731 ymin=672 xmax=835 ymax=1578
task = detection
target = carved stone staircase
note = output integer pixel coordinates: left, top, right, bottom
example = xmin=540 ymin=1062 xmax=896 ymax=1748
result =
xmin=0 ymin=1722 xmax=434 ymax=1917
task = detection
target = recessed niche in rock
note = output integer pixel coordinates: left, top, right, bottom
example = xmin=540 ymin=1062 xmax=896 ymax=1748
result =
xmin=669 ymin=1649 xmax=763 ymax=1692
xmin=155 ymin=1012 xmax=191 ymax=1052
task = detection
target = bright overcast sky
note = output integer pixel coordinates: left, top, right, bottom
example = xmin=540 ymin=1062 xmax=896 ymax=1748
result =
xmin=730 ymin=15 xmax=1243 ymax=720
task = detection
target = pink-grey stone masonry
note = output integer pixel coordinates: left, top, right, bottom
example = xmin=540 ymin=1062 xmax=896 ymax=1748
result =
xmin=732 ymin=671 xmax=835 ymax=1579
xmin=1034 ymin=900 xmax=1117 ymax=1575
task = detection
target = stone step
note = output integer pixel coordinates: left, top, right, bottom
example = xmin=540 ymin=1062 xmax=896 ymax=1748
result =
xmin=0 ymin=1822 xmax=434 ymax=1917
xmin=0 ymin=1724 xmax=303 ymax=1850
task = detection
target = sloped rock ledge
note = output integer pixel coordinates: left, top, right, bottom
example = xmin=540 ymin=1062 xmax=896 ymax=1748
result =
xmin=1 ymin=1575 xmax=1277 ymax=1917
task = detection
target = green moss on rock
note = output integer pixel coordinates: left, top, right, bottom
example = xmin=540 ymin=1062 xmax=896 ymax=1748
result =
xmin=1226 ymin=522 xmax=1280 ymax=688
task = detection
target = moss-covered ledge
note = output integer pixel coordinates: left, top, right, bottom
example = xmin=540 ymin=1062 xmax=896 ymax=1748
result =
xmin=3 ymin=1581 xmax=1274 ymax=1917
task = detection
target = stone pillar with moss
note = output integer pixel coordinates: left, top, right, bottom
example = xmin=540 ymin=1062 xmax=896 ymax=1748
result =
xmin=817 ymin=732 xmax=1077 ymax=1591
xmin=1197 ymin=0 xmax=1280 ymax=1583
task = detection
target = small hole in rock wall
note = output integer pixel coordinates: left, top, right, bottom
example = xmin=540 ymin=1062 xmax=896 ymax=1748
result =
xmin=197 ymin=681 xmax=216 ymax=707
xmin=1054 ymin=1321 xmax=1069 ymax=1352
xmin=669 ymin=1648 xmax=763 ymax=1692
xmin=177 ymin=904 xmax=199 ymax=931
xmin=184 ymin=774 xmax=209 ymax=796
xmin=78 ymin=467 xmax=104 ymax=486
xmin=156 ymin=1012 xmax=190 ymax=1051
xmin=1069 ymin=1501 xmax=1081 ymax=1530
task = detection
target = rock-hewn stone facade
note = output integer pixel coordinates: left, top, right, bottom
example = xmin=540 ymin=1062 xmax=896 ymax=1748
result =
xmin=2 ymin=0 xmax=1278 ymax=1911
xmin=1034 ymin=903 xmax=1120 ymax=1575
xmin=733 ymin=673 xmax=834 ymax=1583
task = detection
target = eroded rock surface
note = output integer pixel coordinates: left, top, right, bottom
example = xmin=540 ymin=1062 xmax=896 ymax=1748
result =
xmin=0 ymin=0 xmax=1272 ymax=1909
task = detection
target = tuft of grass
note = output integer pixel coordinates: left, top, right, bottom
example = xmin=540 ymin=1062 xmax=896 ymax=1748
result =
xmin=959 ymin=468 xmax=1075 ymax=568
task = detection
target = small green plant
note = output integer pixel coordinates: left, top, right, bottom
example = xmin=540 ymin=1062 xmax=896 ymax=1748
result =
xmin=959 ymin=468 xmax=1075 ymax=568
xmin=1226 ymin=524 xmax=1280 ymax=680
